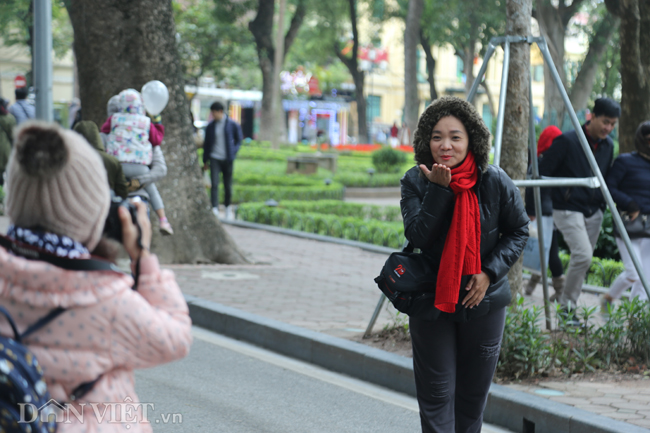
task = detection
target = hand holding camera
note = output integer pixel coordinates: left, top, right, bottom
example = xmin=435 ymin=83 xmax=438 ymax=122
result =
xmin=104 ymin=198 xmax=152 ymax=263
xmin=119 ymin=200 xmax=151 ymax=262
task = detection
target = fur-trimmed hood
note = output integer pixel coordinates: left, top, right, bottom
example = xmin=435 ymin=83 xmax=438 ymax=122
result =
xmin=412 ymin=96 xmax=491 ymax=172
xmin=635 ymin=120 xmax=650 ymax=159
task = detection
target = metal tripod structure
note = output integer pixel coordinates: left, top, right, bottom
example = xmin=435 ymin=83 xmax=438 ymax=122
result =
xmin=365 ymin=35 xmax=650 ymax=335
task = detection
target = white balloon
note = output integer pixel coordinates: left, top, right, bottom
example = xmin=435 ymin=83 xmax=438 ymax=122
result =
xmin=141 ymin=80 xmax=169 ymax=116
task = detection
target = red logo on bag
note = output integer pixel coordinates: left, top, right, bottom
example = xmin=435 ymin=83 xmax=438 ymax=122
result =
xmin=394 ymin=264 xmax=405 ymax=276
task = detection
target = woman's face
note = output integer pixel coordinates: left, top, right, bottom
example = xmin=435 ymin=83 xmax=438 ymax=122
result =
xmin=429 ymin=116 xmax=469 ymax=168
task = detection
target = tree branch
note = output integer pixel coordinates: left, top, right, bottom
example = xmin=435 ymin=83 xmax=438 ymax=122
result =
xmin=248 ymin=0 xmax=275 ymax=63
xmin=604 ymin=0 xmax=622 ymax=17
xmin=561 ymin=0 xmax=586 ymax=25
xmin=283 ymin=0 xmax=306 ymax=60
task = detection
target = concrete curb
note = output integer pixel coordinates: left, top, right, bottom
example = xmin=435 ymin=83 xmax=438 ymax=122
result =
xmin=185 ymin=295 xmax=648 ymax=433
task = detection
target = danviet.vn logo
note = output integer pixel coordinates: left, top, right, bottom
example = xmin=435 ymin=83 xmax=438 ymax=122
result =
xmin=19 ymin=397 xmax=183 ymax=427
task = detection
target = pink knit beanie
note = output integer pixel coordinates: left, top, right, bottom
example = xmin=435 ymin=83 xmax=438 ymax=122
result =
xmin=5 ymin=121 xmax=110 ymax=250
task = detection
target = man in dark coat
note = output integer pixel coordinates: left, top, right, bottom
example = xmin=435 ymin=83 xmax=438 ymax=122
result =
xmin=202 ymin=101 xmax=243 ymax=220
xmin=538 ymin=97 xmax=620 ymax=325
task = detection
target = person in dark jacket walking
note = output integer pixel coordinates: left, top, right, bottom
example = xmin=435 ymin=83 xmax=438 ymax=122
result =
xmin=602 ymin=121 xmax=650 ymax=309
xmin=202 ymin=101 xmax=243 ymax=220
xmin=403 ymin=97 xmax=529 ymax=433
xmin=525 ymin=126 xmax=565 ymax=300
xmin=538 ymin=98 xmax=620 ymax=325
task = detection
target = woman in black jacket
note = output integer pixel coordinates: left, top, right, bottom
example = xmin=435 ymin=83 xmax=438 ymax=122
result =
xmin=402 ymin=97 xmax=529 ymax=433
xmin=602 ymin=121 xmax=650 ymax=309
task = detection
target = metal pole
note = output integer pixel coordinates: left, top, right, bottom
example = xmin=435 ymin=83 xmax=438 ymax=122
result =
xmin=466 ymin=41 xmax=498 ymax=104
xmin=493 ymin=41 xmax=510 ymax=167
xmin=538 ymin=40 xmax=650 ymax=299
xmin=513 ymin=177 xmax=600 ymax=188
xmin=34 ymin=0 xmax=53 ymax=121
xmin=364 ymin=294 xmax=386 ymax=337
xmin=529 ymin=70 xmax=552 ymax=330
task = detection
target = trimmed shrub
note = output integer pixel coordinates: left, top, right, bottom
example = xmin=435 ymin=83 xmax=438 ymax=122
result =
xmin=371 ymin=147 xmax=408 ymax=173
xmin=219 ymin=184 xmax=344 ymax=204
xmin=263 ymin=200 xmax=401 ymax=221
xmin=237 ymin=202 xmax=405 ymax=249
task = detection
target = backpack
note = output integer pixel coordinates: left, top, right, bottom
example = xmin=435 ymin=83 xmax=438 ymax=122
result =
xmin=0 ymin=306 xmax=64 ymax=433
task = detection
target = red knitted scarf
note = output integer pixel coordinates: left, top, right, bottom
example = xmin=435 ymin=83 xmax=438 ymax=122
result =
xmin=435 ymin=152 xmax=482 ymax=313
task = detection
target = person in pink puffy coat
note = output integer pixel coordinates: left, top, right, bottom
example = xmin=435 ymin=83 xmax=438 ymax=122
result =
xmin=0 ymin=121 xmax=192 ymax=433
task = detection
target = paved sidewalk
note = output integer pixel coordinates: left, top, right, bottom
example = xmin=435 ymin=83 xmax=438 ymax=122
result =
xmin=171 ymin=223 xmax=650 ymax=430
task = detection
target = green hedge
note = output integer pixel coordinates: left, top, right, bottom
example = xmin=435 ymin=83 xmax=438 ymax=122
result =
xmin=235 ymin=173 xmax=330 ymax=187
xmin=556 ymin=252 xmax=624 ymax=287
xmin=259 ymin=200 xmax=402 ymax=221
xmin=218 ymin=185 xmax=344 ymax=204
xmin=237 ymin=202 xmax=405 ymax=249
xmin=333 ymin=171 xmax=404 ymax=187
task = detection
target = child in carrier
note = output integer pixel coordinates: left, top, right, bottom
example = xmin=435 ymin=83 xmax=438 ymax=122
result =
xmin=101 ymin=88 xmax=173 ymax=235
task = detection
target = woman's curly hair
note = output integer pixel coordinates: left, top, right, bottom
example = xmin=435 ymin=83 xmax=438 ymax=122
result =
xmin=412 ymin=96 xmax=492 ymax=172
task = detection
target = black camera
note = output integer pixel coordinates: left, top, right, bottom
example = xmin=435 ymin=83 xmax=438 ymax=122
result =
xmin=103 ymin=198 xmax=139 ymax=243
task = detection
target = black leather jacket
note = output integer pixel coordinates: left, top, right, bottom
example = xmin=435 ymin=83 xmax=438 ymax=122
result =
xmin=400 ymin=165 xmax=529 ymax=321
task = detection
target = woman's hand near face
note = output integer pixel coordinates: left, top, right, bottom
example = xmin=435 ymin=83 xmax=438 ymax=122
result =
xmin=462 ymin=271 xmax=491 ymax=308
xmin=419 ymin=164 xmax=452 ymax=187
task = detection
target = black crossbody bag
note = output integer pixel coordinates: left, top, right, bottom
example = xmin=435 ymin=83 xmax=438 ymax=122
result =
xmin=374 ymin=242 xmax=441 ymax=320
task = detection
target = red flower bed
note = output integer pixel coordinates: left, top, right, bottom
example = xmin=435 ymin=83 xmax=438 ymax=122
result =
xmin=310 ymin=144 xmax=414 ymax=153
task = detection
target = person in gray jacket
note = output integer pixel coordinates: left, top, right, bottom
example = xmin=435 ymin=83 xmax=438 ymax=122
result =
xmin=402 ymin=97 xmax=529 ymax=433
xmin=8 ymin=88 xmax=35 ymax=125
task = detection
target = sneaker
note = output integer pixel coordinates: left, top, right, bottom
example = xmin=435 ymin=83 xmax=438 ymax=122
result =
xmin=225 ymin=206 xmax=234 ymax=221
xmin=559 ymin=307 xmax=581 ymax=327
xmin=600 ymin=294 xmax=613 ymax=315
xmin=159 ymin=218 xmax=174 ymax=236
xmin=212 ymin=207 xmax=220 ymax=218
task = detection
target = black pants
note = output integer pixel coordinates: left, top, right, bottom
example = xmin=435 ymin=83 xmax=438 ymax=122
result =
xmin=548 ymin=228 xmax=563 ymax=278
xmin=410 ymin=307 xmax=506 ymax=433
xmin=209 ymin=158 xmax=234 ymax=208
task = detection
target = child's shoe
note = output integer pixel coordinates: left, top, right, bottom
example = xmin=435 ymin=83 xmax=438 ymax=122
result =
xmin=159 ymin=217 xmax=174 ymax=235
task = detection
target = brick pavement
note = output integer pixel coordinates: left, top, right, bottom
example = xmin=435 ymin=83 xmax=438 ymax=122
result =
xmin=170 ymin=223 xmax=650 ymax=429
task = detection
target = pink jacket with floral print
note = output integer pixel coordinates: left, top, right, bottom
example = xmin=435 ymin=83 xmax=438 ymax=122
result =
xmin=0 ymin=247 xmax=192 ymax=433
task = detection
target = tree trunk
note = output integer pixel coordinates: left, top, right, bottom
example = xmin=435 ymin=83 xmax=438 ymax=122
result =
xmin=249 ymin=0 xmax=305 ymax=142
xmin=605 ymin=0 xmax=650 ymax=154
xmin=420 ymin=31 xmax=438 ymax=102
xmin=404 ymin=0 xmax=423 ymax=135
xmin=480 ymin=80 xmax=496 ymax=117
xmin=336 ymin=0 xmax=367 ymax=143
xmin=271 ymin=0 xmax=287 ymax=149
xmin=569 ymin=14 xmax=620 ymax=112
xmin=503 ymin=0 xmax=532 ymax=300
xmin=536 ymin=2 xmax=567 ymax=125
xmin=353 ymin=71 xmax=368 ymax=144
xmin=463 ymin=34 xmax=477 ymax=97
xmin=68 ymin=0 xmax=247 ymax=264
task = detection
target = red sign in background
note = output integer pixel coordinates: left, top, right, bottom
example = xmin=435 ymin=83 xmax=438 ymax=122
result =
xmin=14 ymin=75 xmax=27 ymax=88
